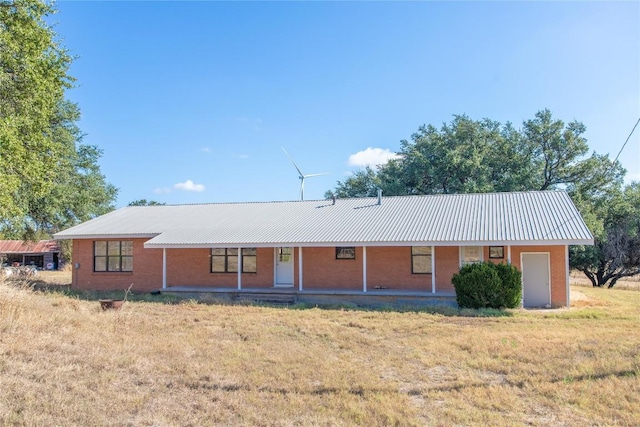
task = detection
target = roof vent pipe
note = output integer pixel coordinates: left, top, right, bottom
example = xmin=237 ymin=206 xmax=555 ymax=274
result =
xmin=377 ymin=188 xmax=382 ymax=205
xmin=332 ymin=196 xmax=336 ymax=205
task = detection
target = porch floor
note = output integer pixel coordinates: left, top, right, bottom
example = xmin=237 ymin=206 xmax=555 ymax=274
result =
xmin=160 ymin=286 xmax=458 ymax=308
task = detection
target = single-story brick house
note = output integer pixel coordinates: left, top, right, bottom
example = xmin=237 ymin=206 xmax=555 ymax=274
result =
xmin=54 ymin=191 xmax=593 ymax=307
xmin=0 ymin=240 xmax=61 ymax=270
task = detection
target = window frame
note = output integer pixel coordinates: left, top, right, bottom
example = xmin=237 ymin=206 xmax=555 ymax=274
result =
xmin=335 ymin=247 xmax=356 ymax=260
xmin=460 ymin=246 xmax=483 ymax=267
xmin=411 ymin=246 xmax=432 ymax=274
xmin=211 ymin=248 xmax=257 ymax=273
xmin=93 ymin=240 xmax=133 ymax=273
xmin=489 ymin=246 xmax=504 ymax=259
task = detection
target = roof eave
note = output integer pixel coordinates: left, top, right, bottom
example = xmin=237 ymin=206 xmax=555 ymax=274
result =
xmin=53 ymin=233 xmax=160 ymax=240
xmin=143 ymin=238 xmax=595 ymax=249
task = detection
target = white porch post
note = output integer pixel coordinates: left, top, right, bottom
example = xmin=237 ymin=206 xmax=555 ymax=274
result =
xmin=237 ymin=247 xmax=242 ymax=290
xmin=362 ymin=246 xmax=367 ymax=293
xmin=431 ymin=245 xmax=436 ymax=294
xmin=298 ymin=247 xmax=303 ymax=291
xmin=565 ymin=245 xmax=570 ymax=307
xmin=507 ymin=245 xmax=512 ymax=264
xmin=162 ymin=248 xmax=167 ymax=289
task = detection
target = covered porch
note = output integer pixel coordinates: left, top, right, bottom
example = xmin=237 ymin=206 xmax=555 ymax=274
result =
xmin=159 ymin=285 xmax=458 ymax=309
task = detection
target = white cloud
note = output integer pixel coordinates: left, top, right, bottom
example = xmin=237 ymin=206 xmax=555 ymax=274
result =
xmin=348 ymin=147 xmax=400 ymax=169
xmin=173 ymin=179 xmax=205 ymax=192
xmin=202 ymin=147 xmax=211 ymax=153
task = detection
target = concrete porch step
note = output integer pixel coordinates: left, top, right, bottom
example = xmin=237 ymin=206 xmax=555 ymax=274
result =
xmin=233 ymin=292 xmax=297 ymax=305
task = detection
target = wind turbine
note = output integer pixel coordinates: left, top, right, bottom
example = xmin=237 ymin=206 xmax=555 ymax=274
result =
xmin=281 ymin=147 xmax=329 ymax=201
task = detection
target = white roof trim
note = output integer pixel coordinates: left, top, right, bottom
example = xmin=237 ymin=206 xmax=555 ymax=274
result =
xmin=144 ymin=239 xmax=593 ymax=249
xmin=54 ymin=234 xmax=160 ymax=240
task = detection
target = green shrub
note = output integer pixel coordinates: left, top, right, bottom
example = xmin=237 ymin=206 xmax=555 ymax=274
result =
xmin=452 ymin=262 xmax=522 ymax=309
xmin=493 ymin=262 xmax=522 ymax=309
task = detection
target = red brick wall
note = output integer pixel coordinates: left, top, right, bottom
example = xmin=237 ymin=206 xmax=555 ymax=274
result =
xmin=72 ymin=238 xmax=163 ymax=292
xmin=434 ymin=246 xmax=458 ymax=292
xmin=367 ymin=247 xmax=431 ymax=291
xmin=165 ymin=247 xmax=274 ymax=288
xmin=301 ymin=247 xmax=362 ymax=290
xmin=70 ymin=240 xmax=568 ymax=306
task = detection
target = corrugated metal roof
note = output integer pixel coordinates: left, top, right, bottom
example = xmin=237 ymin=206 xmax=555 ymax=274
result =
xmin=53 ymin=191 xmax=594 ymax=247
xmin=0 ymin=240 xmax=61 ymax=254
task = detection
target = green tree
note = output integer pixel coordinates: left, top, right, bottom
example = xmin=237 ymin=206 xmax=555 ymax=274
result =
xmin=522 ymin=109 xmax=591 ymax=190
xmin=327 ymin=109 xmax=611 ymax=197
xmin=0 ymin=0 xmax=116 ymax=238
xmin=128 ymin=199 xmax=166 ymax=206
xmin=324 ymin=167 xmax=380 ymax=199
xmin=570 ymin=182 xmax=640 ymax=288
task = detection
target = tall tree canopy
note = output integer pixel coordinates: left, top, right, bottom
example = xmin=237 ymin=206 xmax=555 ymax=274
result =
xmin=0 ymin=0 xmax=116 ymax=238
xmin=326 ymin=109 xmax=634 ymax=288
xmin=570 ymin=182 xmax=640 ymax=288
xmin=326 ymin=109 xmax=617 ymax=198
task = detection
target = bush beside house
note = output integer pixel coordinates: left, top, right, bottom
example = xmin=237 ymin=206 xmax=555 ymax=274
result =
xmin=452 ymin=262 xmax=522 ymax=309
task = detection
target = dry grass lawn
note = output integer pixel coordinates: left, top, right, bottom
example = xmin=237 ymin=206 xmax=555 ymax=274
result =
xmin=0 ymin=277 xmax=638 ymax=426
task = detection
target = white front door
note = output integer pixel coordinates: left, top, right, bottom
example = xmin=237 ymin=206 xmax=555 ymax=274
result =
xmin=275 ymin=247 xmax=294 ymax=286
xmin=522 ymin=253 xmax=551 ymax=308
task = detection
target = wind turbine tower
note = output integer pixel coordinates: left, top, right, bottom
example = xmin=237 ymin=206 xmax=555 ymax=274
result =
xmin=281 ymin=147 xmax=329 ymax=201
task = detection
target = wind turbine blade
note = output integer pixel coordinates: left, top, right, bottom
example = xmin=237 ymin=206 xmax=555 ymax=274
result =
xmin=281 ymin=147 xmax=304 ymax=177
xmin=300 ymin=178 xmax=305 ymax=201
xmin=303 ymin=172 xmax=330 ymax=178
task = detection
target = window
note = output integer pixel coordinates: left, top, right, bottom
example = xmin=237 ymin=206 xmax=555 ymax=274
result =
xmin=412 ymin=246 xmax=432 ymax=274
xmin=94 ymin=241 xmax=133 ymax=272
xmin=278 ymin=247 xmax=292 ymax=262
xmin=336 ymin=247 xmax=356 ymax=259
xmin=461 ymin=246 xmax=483 ymax=267
xmin=489 ymin=246 xmax=504 ymax=259
xmin=211 ymin=248 xmax=257 ymax=273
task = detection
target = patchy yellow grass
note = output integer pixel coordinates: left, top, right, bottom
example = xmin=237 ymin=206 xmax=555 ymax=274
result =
xmin=0 ymin=281 xmax=638 ymax=426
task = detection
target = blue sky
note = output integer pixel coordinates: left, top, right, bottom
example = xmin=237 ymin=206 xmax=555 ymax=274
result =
xmin=54 ymin=1 xmax=639 ymax=207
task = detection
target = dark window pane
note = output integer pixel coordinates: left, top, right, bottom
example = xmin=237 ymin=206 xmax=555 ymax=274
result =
xmin=107 ymin=241 xmax=121 ymax=256
xmin=412 ymin=246 xmax=431 ymax=255
xmin=413 ymin=256 xmax=431 ymax=274
xmin=279 ymin=248 xmax=291 ymax=262
xmin=95 ymin=241 xmax=107 ymax=256
xmin=121 ymin=241 xmax=133 ymax=256
xmin=212 ymin=248 xmax=225 ymax=256
xmin=212 ymin=257 xmax=225 ymax=272
xmin=121 ymin=256 xmax=133 ymax=272
xmin=336 ymin=247 xmax=355 ymax=259
xmin=243 ymin=256 xmax=257 ymax=273
xmin=108 ymin=256 xmax=120 ymax=271
xmin=242 ymin=248 xmax=256 ymax=256
xmin=227 ymin=255 xmax=238 ymax=272
xmin=95 ymin=257 xmax=107 ymax=272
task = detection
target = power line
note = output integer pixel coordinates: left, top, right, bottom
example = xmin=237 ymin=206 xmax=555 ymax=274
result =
xmin=613 ymin=117 xmax=640 ymax=164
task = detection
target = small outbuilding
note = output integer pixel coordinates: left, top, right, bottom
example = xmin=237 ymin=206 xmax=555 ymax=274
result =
xmin=0 ymin=240 xmax=61 ymax=270
xmin=54 ymin=191 xmax=593 ymax=308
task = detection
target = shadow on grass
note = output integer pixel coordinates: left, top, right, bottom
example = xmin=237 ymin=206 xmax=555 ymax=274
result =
xmin=556 ymin=369 xmax=638 ymax=383
xmin=5 ymin=278 xmax=182 ymax=305
xmin=280 ymin=302 xmax=514 ymax=317
xmin=8 ymin=278 xmax=514 ymax=317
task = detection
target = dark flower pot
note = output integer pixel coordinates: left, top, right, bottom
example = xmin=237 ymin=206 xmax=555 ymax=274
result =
xmin=99 ymin=299 xmax=124 ymax=310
